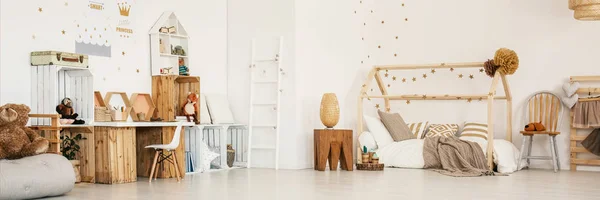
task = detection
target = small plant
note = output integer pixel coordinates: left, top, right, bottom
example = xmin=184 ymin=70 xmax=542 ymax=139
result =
xmin=60 ymin=133 xmax=86 ymax=160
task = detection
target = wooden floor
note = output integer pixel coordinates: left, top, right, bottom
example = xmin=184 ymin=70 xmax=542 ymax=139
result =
xmin=50 ymin=168 xmax=600 ymax=200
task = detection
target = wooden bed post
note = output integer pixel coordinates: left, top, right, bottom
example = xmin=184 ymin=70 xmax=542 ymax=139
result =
xmin=374 ymin=71 xmax=391 ymax=112
xmin=501 ymin=75 xmax=512 ymax=142
xmin=358 ymin=68 xmax=379 ymax=134
xmin=487 ymin=72 xmax=501 ymax=170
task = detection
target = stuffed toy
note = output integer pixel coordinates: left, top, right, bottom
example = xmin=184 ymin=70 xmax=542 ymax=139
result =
xmin=0 ymin=104 xmax=49 ymax=159
xmin=524 ymin=122 xmax=546 ymax=131
xmin=56 ymin=97 xmax=85 ymax=124
xmin=183 ymin=92 xmax=200 ymax=124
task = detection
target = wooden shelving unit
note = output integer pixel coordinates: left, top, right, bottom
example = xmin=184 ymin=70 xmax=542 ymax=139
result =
xmin=569 ymin=75 xmax=600 ymax=171
xmin=151 ymin=75 xmax=200 ymax=122
xmin=149 ymin=12 xmax=189 ymax=76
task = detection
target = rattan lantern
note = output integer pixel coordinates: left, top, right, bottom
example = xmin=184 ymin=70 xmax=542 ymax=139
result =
xmin=320 ymin=93 xmax=340 ymax=128
xmin=569 ymin=0 xmax=600 ymax=20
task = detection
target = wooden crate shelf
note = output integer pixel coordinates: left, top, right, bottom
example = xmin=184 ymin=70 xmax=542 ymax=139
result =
xmin=94 ymin=127 xmax=137 ymax=184
xmin=152 ymin=75 xmax=200 ymax=122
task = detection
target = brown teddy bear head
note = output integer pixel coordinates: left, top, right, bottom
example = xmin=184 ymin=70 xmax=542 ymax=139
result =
xmin=0 ymin=104 xmax=31 ymax=127
xmin=524 ymin=122 xmax=546 ymax=131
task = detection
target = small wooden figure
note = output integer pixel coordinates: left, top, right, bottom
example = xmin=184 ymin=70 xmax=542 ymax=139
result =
xmin=182 ymin=92 xmax=200 ymax=124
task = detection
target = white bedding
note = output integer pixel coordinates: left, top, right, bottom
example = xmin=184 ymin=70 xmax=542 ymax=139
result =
xmin=362 ymin=132 xmax=523 ymax=173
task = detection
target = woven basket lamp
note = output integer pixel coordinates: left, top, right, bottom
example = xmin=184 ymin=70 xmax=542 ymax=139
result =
xmin=569 ymin=0 xmax=600 ymax=20
xmin=320 ymin=93 xmax=340 ymax=128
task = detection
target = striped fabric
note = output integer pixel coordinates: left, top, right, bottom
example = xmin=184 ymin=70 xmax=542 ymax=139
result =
xmin=460 ymin=122 xmax=488 ymax=140
xmin=425 ymin=124 xmax=459 ymax=138
xmin=407 ymin=122 xmax=429 ymax=139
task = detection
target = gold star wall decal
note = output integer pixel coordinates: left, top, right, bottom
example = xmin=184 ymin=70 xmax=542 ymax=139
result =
xmin=90 ymin=35 xmax=92 ymax=39
xmin=362 ymin=84 xmax=366 ymax=87
xmin=457 ymin=97 xmax=462 ymax=100
xmin=122 ymin=51 xmax=126 ymax=56
xmin=367 ymin=55 xmax=370 ymax=58
xmin=412 ymin=77 xmax=417 ymax=82
xmin=381 ymin=21 xmax=385 ymax=24
xmin=469 ymin=74 xmax=474 ymax=79
xmin=480 ymin=69 xmax=484 ymax=73
xmin=375 ymin=104 xmax=380 ymax=108
xmin=384 ymin=73 xmax=389 ymax=77
xmin=386 ymin=70 xmax=388 ymax=72
xmin=32 ymin=34 xmax=36 ymax=39
xmin=422 ymin=95 xmax=427 ymax=99
xmin=395 ymin=36 xmax=398 ymax=39
xmin=394 ymin=53 xmax=397 ymax=57
xmin=431 ymin=69 xmax=436 ymax=74
xmin=371 ymin=88 xmax=374 ymax=92
xmin=450 ymin=68 xmax=454 ymax=72
xmin=478 ymin=97 xmax=483 ymax=101
xmin=402 ymin=78 xmax=406 ymax=82
xmin=406 ymin=100 xmax=411 ymax=104
xmin=38 ymin=8 xmax=43 ymax=12
xmin=422 ymin=74 xmax=427 ymax=79
xmin=361 ymin=37 xmax=364 ymax=40
xmin=405 ymin=18 xmax=408 ymax=21
xmin=458 ymin=74 xmax=463 ymax=78
xmin=363 ymin=22 xmax=366 ymax=26
xmin=378 ymin=45 xmax=381 ymax=48
xmin=361 ymin=61 xmax=364 ymax=64
xmin=387 ymin=84 xmax=391 ymax=88
xmin=61 ymin=30 xmax=66 ymax=35
xmin=136 ymin=69 xmax=140 ymax=73
xmin=65 ymin=2 xmax=68 ymax=6
xmin=402 ymin=3 xmax=405 ymax=6
xmin=392 ymin=76 xmax=397 ymax=81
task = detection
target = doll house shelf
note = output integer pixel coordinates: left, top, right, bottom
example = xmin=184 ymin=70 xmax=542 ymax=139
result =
xmin=130 ymin=93 xmax=155 ymax=122
xmin=30 ymin=65 xmax=94 ymax=126
xmin=149 ymin=11 xmax=190 ymax=76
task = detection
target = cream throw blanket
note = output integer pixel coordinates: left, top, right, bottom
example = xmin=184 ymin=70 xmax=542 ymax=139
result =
xmin=423 ymin=136 xmax=500 ymax=177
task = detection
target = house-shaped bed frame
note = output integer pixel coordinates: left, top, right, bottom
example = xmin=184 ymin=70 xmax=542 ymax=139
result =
xmin=358 ymin=62 xmax=513 ymax=170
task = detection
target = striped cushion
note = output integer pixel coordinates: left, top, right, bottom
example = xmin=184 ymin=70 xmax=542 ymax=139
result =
xmin=407 ymin=122 xmax=429 ymax=139
xmin=425 ymin=124 xmax=459 ymax=138
xmin=460 ymin=122 xmax=488 ymax=140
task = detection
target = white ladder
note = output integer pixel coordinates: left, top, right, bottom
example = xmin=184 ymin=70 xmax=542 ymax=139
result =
xmin=247 ymin=37 xmax=283 ymax=169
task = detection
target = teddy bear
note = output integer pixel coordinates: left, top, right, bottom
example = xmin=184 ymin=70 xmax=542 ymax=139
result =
xmin=182 ymin=92 xmax=200 ymax=124
xmin=524 ymin=122 xmax=546 ymax=132
xmin=0 ymin=103 xmax=49 ymax=160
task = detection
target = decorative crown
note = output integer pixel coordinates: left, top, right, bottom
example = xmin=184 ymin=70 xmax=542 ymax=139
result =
xmin=118 ymin=2 xmax=130 ymax=16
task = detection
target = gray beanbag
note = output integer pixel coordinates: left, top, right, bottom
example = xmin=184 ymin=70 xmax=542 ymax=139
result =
xmin=0 ymin=154 xmax=75 ymax=200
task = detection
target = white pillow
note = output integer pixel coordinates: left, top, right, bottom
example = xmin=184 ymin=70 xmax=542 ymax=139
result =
xmin=199 ymin=94 xmax=211 ymax=124
xmin=358 ymin=131 xmax=378 ymax=151
xmin=363 ymin=115 xmax=394 ymax=148
xmin=205 ymin=94 xmax=235 ymax=124
xmin=493 ymin=139 xmax=524 ymax=173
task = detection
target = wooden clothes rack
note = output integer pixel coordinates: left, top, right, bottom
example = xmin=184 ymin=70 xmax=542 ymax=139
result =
xmin=569 ymin=76 xmax=600 ymax=171
xmin=358 ymin=62 xmax=513 ymax=170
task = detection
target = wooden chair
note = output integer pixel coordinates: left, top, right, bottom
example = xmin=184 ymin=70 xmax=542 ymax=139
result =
xmin=518 ymin=91 xmax=563 ymax=172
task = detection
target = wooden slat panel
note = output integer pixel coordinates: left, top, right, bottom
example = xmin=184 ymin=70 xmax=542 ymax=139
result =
xmin=570 ymin=135 xmax=587 ymax=141
xmin=570 ymin=110 xmax=577 ymax=171
xmin=95 ymin=127 xmax=109 ymax=183
xmin=116 ymin=128 xmax=124 ymax=183
xmin=571 ymin=147 xmax=590 ymax=153
xmin=136 ymin=127 xmax=163 ymax=177
xmin=43 ymin=66 xmax=50 ymax=125
xmin=570 ymin=76 xmax=600 ymax=82
xmin=79 ymin=129 xmax=95 ymax=183
xmin=571 ymin=159 xmax=600 ymax=166
xmin=37 ymin=66 xmax=44 ymax=125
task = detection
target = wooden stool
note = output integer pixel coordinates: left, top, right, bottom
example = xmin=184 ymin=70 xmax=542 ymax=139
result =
xmin=314 ymin=129 xmax=353 ymax=171
xmin=518 ymin=92 xmax=563 ymax=173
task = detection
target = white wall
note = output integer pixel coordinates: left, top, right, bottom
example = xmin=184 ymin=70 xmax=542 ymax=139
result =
xmin=0 ymin=0 xmax=227 ymax=105
xmin=227 ymin=0 xmax=298 ymax=168
xmin=293 ymin=0 xmax=600 ymax=171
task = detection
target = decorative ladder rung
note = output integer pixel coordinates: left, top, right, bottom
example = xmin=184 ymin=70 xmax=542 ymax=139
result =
xmin=571 ymin=147 xmax=590 ymax=153
xmin=571 ymin=159 xmax=600 ymax=166
xmin=570 ymin=135 xmax=587 ymax=141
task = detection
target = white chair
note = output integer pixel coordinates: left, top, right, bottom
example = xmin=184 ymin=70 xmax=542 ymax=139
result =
xmin=146 ymin=123 xmax=184 ymax=182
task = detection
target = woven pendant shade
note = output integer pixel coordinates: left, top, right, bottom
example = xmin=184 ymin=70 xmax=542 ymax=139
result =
xmin=320 ymin=93 xmax=340 ymax=128
xmin=569 ymin=0 xmax=600 ymax=20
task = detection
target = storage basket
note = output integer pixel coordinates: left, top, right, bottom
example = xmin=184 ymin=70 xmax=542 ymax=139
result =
xmin=94 ymin=107 xmax=111 ymax=122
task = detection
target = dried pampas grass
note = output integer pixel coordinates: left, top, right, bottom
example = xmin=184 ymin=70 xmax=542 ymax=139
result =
xmin=494 ymin=48 xmax=519 ymax=75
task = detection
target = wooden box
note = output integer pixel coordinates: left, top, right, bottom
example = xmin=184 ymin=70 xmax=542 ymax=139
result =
xmin=136 ymin=127 xmax=185 ymax=178
xmin=30 ymin=65 xmax=94 ymax=126
xmin=31 ymin=51 xmax=89 ymax=68
xmin=152 ymin=75 xmax=200 ymax=122
xmin=94 ymin=127 xmax=137 ymax=184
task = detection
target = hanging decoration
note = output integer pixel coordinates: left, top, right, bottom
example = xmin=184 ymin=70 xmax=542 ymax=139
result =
xmin=494 ymin=48 xmax=519 ymax=75
xmin=569 ymin=0 xmax=600 ymax=21
xmin=484 ymin=59 xmax=497 ymax=77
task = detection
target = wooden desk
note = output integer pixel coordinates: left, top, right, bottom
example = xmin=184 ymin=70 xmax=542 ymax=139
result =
xmin=314 ymin=129 xmax=353 ymax=171
xmin=69 ymin=122 xmax=193 ymax=184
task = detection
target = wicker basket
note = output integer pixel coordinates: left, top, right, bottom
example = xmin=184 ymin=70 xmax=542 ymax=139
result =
xmin=227 ymin=144 xmax=235 ymax=168
xmin=356 ymin=163 xmax=384 ymax=171
xmin=319 ymin=93 xmax=340 ymax=128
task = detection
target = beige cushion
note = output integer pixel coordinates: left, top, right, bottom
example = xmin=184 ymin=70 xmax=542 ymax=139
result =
xmin=425 ymin=124 xmax=459 ymax=138
xmin=377 ymin=110 xmax=415 ymax=141
xmin=407 ymin=122 xmax=429 ymax=139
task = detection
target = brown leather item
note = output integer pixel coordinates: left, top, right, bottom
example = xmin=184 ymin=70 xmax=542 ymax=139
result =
xmin=524 ymin=122 xmax=545 ymax=131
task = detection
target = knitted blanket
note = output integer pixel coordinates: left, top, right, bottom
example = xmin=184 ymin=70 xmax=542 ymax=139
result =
xmin=423 ymin=136 xmax=499 ymax=177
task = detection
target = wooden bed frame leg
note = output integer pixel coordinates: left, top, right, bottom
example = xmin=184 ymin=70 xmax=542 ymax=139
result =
xmin=486 ymin=73 xmax=500 ymax=170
